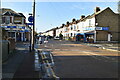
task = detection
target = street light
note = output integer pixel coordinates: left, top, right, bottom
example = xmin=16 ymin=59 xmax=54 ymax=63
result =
xmin=32 ymin=0 xmax=35 ymax=50
xmin=28 ymin=13 xmax=32 ymax=52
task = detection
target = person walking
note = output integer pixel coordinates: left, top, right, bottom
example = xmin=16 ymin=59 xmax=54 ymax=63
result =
xmin=39 ymin=37 xmax=42 ymax=44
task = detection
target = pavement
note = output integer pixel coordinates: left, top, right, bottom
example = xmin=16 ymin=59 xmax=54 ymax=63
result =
xmin=2 ymin=42 xmax=40 ymax=80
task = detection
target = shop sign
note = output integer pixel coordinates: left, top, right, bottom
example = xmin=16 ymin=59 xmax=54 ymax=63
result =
xmin=7 ymin=26 xmax=17 ymax=28
xmin=0 ymin=26 xmax=4 ymax=28
xmin=96 ymin=27 xmax=109 ymax=30
xmin=27 ymin=23 xmax=33 ymax=25
xmin=95 ymin=27 xmax=102 ymax=30
xmin=102 ymin=27 xmax=109 ymax=30
xmin=83 ymin=27 xmax=95 ymax=30
xmin=18 ymin=26 xmax=25 ymax=29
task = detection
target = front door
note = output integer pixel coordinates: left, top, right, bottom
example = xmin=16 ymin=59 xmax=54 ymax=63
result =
xmin=108 ymin=34 xmax=111 ymax=41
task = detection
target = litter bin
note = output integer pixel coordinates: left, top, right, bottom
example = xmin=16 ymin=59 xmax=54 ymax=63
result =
xmin=8 ymin=38 xmax=15 ymax=53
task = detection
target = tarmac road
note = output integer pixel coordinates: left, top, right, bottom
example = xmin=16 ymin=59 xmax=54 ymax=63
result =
xmin=37 ymin=40 xmax=119 ymax=79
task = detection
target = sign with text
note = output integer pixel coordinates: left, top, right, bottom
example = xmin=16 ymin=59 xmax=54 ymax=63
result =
xmin=96 ymin=27 xmax=109 ymax=30
xmin=95 ymin=27 xmax=102 ymax=30
xmin=27 ymin=23 xmax=33 ymax=25
xmin=83 ymin=27 xmax=95 ymax=31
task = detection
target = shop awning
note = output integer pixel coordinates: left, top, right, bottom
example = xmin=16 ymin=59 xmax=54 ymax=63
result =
xmin=76 ymin=33 xmax=85 ymax=35
xmin=84 ymin=31 xmax=94 ymax=35
xmin=19 ymin=30 xmax=24 ymax=32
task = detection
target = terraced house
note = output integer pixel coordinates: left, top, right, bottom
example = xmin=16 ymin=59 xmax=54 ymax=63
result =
xmin=42 ymin=7 xmax=119 ymax=43
xmin=63 ymin=7 xmax=119 ymax=43
xmin=78 ymin=7 xmax=119 ymax=43
xmin=0 ymin=8 xmax=31 ymax=42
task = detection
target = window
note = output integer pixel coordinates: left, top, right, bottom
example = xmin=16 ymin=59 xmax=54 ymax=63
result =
xmin=71 ymin=26 xmax=73 ymax=30
xmin=89 ymin=20 xmax=91 ymax=27
xmin=71 ymin=33 xmax=72 ymax=37
xmin=2 ymin=17 xmax=5 ymax=24
xmin=10 ymin=17 xmax=12 ymax=23
xmin=6 ymin=16 xmax=10 ymax=24
xmin=74 ymin=25 xmax=76 ymax=30
xmin=74 ymin=33 xmax=76 ymax=36
xmin=82 ymin=23 xmax=84 ymax=27
xmin=77 ymin=25 xmax=79 ymax=29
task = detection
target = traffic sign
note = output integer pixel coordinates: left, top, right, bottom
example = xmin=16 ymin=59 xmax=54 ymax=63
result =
xmin=27 ymin=23 xmax=33 ymax=25
xmin=28 ymin=16 xmax=33 ymax=22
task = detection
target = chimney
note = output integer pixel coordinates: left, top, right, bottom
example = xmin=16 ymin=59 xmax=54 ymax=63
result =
xmin=94 ymin=7 xmax=100 ymax=13
xmin=62 ymin=24 xmax=65 ymax=27
xmin=80 ymin=15 xmax=85 ymax=19
xmin=72 ymin=18 xmax=76 ymax=22
xmin=66 ymin=21 xmax=69 ymax=25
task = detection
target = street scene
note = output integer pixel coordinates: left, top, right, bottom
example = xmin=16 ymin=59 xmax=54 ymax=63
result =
xmin=0 ymin=0 xmax=120 ymax=80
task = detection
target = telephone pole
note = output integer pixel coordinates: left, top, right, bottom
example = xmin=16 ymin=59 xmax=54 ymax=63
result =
xmin=32 ymin=0 xmax=35 ymax=50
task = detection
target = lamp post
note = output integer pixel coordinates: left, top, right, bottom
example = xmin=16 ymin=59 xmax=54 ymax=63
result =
xmin=28 ymin=13 xmax=33 ymax=52
xmin=32 ymin=0 xmax=35 ymax=50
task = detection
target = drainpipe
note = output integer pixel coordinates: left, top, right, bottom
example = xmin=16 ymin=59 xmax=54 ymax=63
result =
xmin=94 ymin=30 xmax=96 ymax=43
xmin=15 ymin=32 xmax=16 ymax=42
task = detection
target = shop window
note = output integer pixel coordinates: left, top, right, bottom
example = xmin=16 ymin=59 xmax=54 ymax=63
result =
xmin=8 ymin=32 xmax=15 ymax=38
xmin=2 ymin=17 xmax=5 ymax=24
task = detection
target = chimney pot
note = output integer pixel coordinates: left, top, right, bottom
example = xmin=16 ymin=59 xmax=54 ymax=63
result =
xmin=94 ymin=7 xmax=100 ymax=13
xmin=80 ymin=15 xmax=85 ymax=19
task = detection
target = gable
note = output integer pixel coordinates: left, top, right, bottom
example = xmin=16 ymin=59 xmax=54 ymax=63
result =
xmin=96 ymin=7 xmax=116 ymax=17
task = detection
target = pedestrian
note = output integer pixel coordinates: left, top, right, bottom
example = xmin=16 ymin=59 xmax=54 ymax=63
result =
xmin=44 ymin=37 xmax=48 ymax=44
xmin=39 ymin=37 xmax=42 ymax=44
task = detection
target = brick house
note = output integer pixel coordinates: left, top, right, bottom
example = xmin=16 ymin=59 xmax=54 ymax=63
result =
xmin=0 ymin=8 xmax=31 ymax=42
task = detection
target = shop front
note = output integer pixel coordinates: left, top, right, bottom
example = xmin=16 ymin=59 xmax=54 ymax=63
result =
xmin=76 ymin=33 xmax=85 ymax=42
xmin=85 ymin=32 xmax=94 ymax=43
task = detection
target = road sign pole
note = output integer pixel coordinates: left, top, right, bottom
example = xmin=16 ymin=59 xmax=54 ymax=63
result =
xmin=32 ymin=0 xmax=35 ymax=51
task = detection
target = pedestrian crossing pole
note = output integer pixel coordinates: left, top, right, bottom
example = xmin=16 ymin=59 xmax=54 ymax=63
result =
xmin=32 ymin=0 xmax=35 ymax=50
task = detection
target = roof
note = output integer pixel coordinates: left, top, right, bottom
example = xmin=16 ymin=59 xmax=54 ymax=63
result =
xmin=2 ymin=11 xmax=25 ymax=17
xmin=78 ymin=7 xmax=115 ymax=22
xmin=1 ymin=8 xmax=25 ymax=17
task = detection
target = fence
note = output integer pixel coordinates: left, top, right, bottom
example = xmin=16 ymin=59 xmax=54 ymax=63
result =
xmin=35 ymin=49 xmax=59 ymax=80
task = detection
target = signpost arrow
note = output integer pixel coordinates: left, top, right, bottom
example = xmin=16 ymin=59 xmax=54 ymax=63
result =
xmin=27 ymin=23 xmax=33 ymax=25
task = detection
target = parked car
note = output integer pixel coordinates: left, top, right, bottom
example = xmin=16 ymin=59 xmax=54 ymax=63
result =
xmin=54 ymin=36 xmax=60 ymax=40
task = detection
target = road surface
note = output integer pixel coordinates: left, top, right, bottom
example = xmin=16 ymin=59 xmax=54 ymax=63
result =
xmin=36 ymin=40 xmax=119 ymax=79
